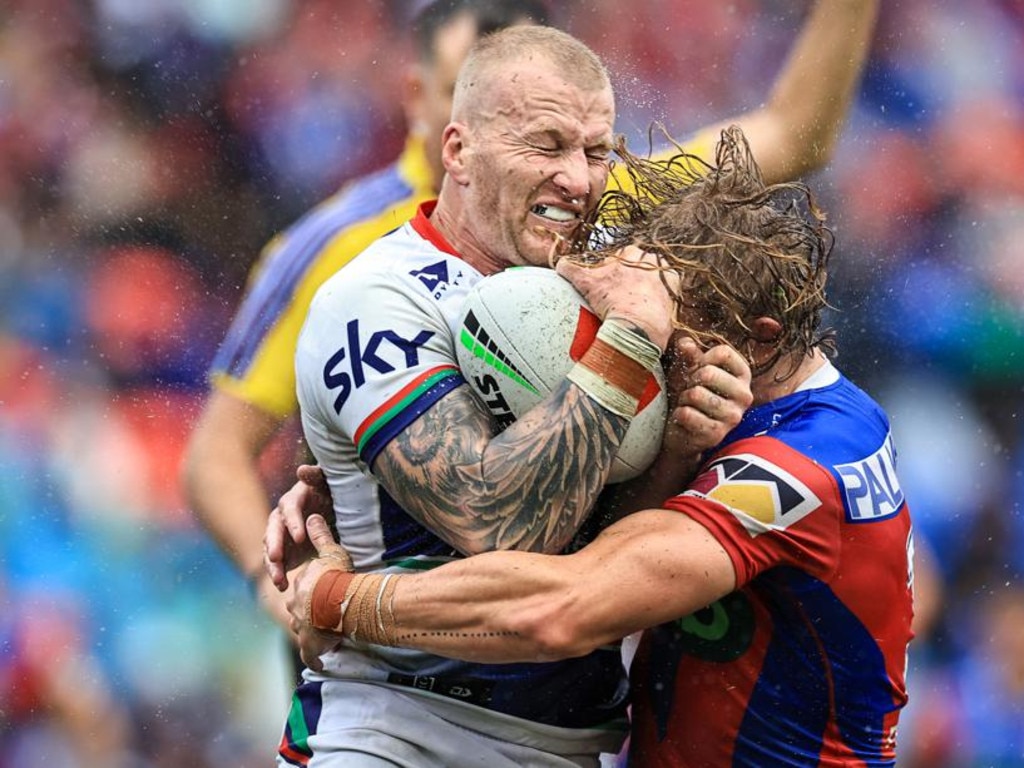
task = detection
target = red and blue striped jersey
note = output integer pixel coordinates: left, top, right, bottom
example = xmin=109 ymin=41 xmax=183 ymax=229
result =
xmin=630 ymin=362 xmax=914 ymax=767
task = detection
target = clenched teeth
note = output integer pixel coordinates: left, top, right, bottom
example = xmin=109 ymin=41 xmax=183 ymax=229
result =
xmin=532 ymin=204 xmax=578 ymax=223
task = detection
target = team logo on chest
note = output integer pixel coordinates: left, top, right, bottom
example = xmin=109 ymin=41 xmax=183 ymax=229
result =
xmin=410 ymin=260 xmax=465 ymax=300
xmin=685 ymin=453 xmax=821 ymax=536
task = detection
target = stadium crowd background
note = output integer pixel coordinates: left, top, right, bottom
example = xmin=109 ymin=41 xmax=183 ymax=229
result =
xmin=1 ymin=0 xmax=1022 ymax=764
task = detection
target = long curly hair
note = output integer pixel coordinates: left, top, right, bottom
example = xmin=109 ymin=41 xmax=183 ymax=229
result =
xmin=571 ymin=125 xmax=836 ymax=380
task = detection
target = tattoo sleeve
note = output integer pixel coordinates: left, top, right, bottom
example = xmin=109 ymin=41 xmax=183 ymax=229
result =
xmin=372 ymin=380 xmax=629 ymax=556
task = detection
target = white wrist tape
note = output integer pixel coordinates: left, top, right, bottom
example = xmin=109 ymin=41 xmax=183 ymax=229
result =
xmin=567 ymin=363 xmax=640 ymax=418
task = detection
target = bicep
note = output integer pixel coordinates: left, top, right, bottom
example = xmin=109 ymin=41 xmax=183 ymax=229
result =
xmin=371 ymin=383 xmax=494 ymax=553
xmin=567 ymin=508 xmax=737 ymax=643
xmin=373 ymin=379 xmax=626 ymax=556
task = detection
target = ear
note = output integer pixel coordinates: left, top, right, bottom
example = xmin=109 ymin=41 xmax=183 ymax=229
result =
xmin=441 ymin=123 xmax=470 ymax=185
xmin=750 ymin=317 xmax=782 ymax=343
xmin=746 ymin=317 xmax=782 ymax=369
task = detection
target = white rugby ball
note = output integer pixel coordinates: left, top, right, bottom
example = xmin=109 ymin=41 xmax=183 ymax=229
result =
xmin=456 ymin=266 xmax=666 ymax=483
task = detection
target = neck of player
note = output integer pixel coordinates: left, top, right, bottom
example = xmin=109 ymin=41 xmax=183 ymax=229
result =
xmin=751 ymin=349 xmax=828 ymax=406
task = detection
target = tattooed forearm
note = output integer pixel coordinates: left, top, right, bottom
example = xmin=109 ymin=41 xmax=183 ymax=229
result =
xmin=373 ymin=380 xmax=629 ymax=556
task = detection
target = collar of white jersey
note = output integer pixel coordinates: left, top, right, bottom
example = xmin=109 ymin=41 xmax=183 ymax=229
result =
xmin=409 ymin=200 xmax=461 ymax=259
xmin=794 ymin=357 xmax=840 ymax=393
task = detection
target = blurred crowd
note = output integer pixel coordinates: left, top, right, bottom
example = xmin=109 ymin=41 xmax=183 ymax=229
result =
xmin=1 ymin=0 xmax=1022 ymax=765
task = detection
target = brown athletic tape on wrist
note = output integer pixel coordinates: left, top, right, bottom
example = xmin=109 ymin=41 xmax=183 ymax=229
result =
xmin=310 ymin=569 xmax=355 ymax=632
xmin=579 ymin=337 xmax=651 ymax=402
xmin=347 ymin=573 xmax=398 ymax=646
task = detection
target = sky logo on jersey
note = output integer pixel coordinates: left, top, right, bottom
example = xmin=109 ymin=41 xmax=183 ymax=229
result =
xmin=835 ymin=432 xmax=904 ymax=522
xmin=685 ymin=453 xmax=821 ymax=536
xmin=323 ymin=319 xmax=435 ymax=413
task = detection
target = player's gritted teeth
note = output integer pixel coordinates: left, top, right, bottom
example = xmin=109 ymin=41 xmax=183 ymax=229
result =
xmin=530 ymin=203 xmax=581 ymax=225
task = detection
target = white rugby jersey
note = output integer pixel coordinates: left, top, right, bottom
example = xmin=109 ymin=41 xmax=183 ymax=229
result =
xmin=295 ymin=202 xmax=629 ymax=744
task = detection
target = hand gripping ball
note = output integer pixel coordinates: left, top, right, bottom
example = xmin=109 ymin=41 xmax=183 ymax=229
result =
xmin=456 ymin=266 xmax=666 ymax=483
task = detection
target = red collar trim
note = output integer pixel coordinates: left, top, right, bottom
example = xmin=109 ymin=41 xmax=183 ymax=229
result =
xmin=410 ymin=201 xmax=460 ymax=258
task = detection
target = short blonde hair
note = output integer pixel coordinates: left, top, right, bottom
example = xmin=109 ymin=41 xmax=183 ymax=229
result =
xmin=452 ymin=25 xmax=613 ymax=121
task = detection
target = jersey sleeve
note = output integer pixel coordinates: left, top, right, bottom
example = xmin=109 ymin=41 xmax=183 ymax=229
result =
xmin=295 ymin=261 xmax=465 ymax=469
xmin=663 ymin=435 xmax=843 ymax=587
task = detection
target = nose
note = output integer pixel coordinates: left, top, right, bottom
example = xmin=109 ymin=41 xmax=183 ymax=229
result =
xmin=553 ymin=147 xmax=591 ymax=203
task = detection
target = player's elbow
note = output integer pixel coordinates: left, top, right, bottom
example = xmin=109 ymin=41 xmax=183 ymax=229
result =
xmin=754 ymin=119 xmax=841 ymax=184
xmin=797 ymin=130 xmax=840 ymax=176
xmin=764 ymin=136 xmax=835 ymax=184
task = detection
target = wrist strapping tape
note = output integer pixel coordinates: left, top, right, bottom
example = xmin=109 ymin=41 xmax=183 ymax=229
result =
xmin=311 ymin=571 xmax=398 ymax=646
xmin=567 ymin=319 xmax=661 ymax=418
xmin=310 ymin=570 xmax=357 ymax=633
